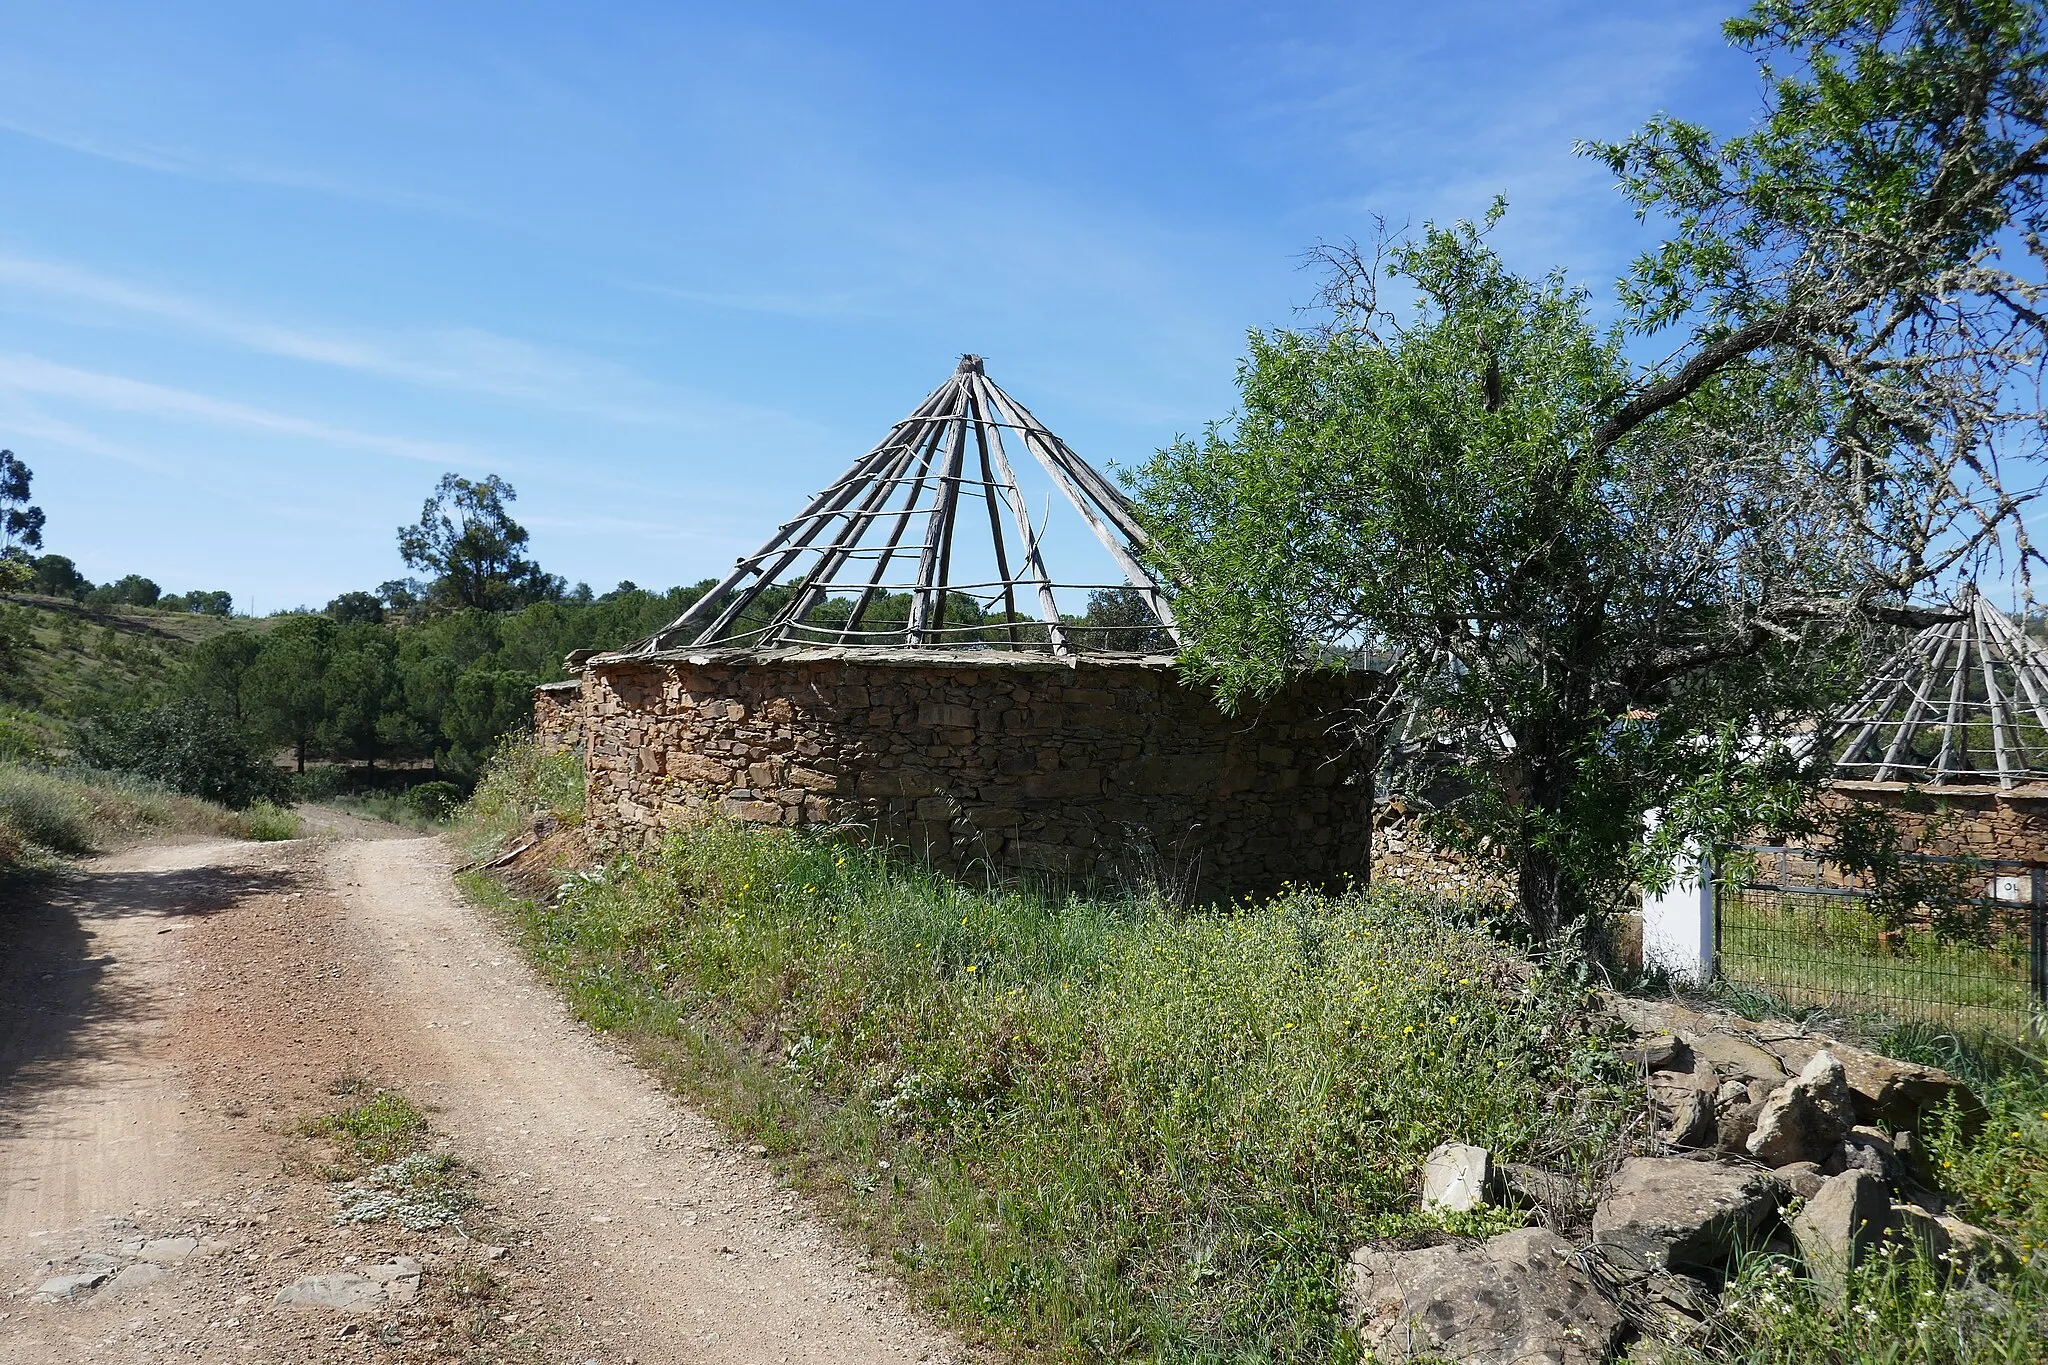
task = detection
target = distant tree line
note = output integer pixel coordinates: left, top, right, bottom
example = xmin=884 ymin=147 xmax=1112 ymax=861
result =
xmin=161 ymin=470 xmax=1167 ymax=785
xmin=21 ymin=554 xmax=234 ymax=615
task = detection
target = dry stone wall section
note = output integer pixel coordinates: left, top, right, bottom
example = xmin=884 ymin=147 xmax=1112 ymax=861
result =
xmin=533 ymin=679 xmax=582 ymax=756
xmin=565 ymin=649 xmax=1376 ymax=897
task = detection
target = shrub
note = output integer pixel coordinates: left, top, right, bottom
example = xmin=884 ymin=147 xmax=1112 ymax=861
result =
xmin=456 ymin=731 xmax=582 ymax=858
xmin=240 ymin=800 xmax=302 ymax=841
xmin=403 ymin=780 xmax=463 ymax=822
xmin=76 ymin=698 xmax=289 ymax=810
xmin=0 ymin=765 xmax=96 ymax=853
xmin=0 ymin=708 xmax=49 ymax=763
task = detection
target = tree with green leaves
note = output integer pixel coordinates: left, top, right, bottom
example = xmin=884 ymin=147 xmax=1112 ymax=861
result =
xmin=397 ymin=473 xmax=561 ymax=613
xmin=0 ymin=450 xmax=43 ymax=557
xmin=246 ymin=615 xmax=335 ymax=773
xmin=319 ymin=623 xmax=406 ymax=770
xmin=1134 ymin=0 xmax=2048 ymax=943
xmin=77 ymin=698 xmax=289 ymax=809
xmin=180 ymin=630 xmax=265 ymax=724
xmin=0 ymin=450 xmax=44 ymax=591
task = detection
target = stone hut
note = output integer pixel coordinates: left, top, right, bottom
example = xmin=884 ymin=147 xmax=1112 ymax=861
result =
xmin=1818 ymin=591 xmax=2048 ymax=866
xmin=541 ymin=357 xmax=1379 ymax=897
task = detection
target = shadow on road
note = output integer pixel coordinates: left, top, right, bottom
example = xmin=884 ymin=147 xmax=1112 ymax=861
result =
xmin=0 ymin=857 xmax=297 ymax=1130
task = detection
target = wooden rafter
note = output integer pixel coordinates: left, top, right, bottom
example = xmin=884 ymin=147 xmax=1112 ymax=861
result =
xmin=627 ymin=355 xmax=1175 ymax=657
xmin=1826 ymin=591 xmax=2048 ymax=787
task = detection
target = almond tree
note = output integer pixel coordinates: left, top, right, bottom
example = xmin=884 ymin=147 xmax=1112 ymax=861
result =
xmin=1134 ymin=0 xmax=2048 ymax=941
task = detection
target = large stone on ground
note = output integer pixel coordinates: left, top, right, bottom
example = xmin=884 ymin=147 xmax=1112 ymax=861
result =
xmin=1789 ymin=1171 xmax=1892 ymax=1298
xmin=1649 ymin=1059 xmax=1719 ymax=1149
xmin=364 ymin=1255 xmax=423 ymax=1305
xmin=1829 ymin=1125 xmax=1908 ymax=1189
xmin=1773 ymin=1161 xmax=1825 ymax=1200
xmin=1618 ymin=1033 xmax=1684 ymax=1071
xmin=1746 ymin=1051 xmax=1853 ymax=1167
xmin=1838 ymin=1047 xmax=1983 ymax=1134
xmin=1752 ymin=1031 xmax=1982 ymax=1133
xmin=1344 ymin=1227 xmax=1622 ymax=1365
xmin=1421 ymin=1142 xmax=1494 ymax=1213
xmin=1683 ymin=1031 xmax=1789 ymax=1090
xmin=36 ymin=1270 xmax=111 ymax=1300
xmin=275 ymin=1272 xmax=384 ymax=1310
xmin=1591 ymin=1157 xmax=1784 ymax=1274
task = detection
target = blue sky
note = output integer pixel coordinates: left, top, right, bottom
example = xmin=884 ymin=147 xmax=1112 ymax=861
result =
xmin=0 ymin=1 xmax=1758 ymax=613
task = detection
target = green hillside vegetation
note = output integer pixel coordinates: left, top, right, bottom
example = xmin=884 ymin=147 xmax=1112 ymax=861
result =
xmin=2 ymin=592 xmax=264 ymax=709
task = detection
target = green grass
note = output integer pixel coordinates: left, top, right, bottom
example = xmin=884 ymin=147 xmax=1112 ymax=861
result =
xmin=458 ymin=734 xmax=584 ymax=859
xmin=241 ymin=798 xmax=303 ymax=841
xmin=462 ymin=803 xmax=1635 ymax=1361
xmin=1672 ymin=1242 xmax=2048 ymax=1365
xmin=1718 ymin=890 xmax=2038 ymax=1038
xmin=304 ymin=1088 xmax=431 ymax=1166
xmin=300 ymin=1085 xmax=475 ymax=1230
xmin=0 ymin=760 xmax=291 ymax=875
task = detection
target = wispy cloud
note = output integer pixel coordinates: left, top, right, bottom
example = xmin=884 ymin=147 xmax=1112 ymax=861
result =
xmin=0 ymin=115 xmax=465 ymax=213
xmin=0 ymin=254 xmax=831 ymax=437
xmin=0 ymin=354 xmax=475 ymax=465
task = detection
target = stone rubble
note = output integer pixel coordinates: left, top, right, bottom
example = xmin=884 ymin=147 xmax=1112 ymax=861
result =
xmin=1339 ymin=995 xmax=2003 ymax=1362
xmin=1345 ymin=1227 xmax=1623 ymax=1365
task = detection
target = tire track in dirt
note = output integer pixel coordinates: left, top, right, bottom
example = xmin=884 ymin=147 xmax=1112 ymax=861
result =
xmin=0 ymin=823 xmax=961 ymax=1365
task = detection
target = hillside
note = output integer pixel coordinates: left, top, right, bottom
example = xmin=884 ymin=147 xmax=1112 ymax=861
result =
xmin=0 ymin=593 xmax=269 ymax=752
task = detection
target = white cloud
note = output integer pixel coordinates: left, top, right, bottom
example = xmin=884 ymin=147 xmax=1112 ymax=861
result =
xmin=0 ymin=254 xmax=832 ymax=437
xmin=0 ymin=354 xmax=474 ymax=465
xmin=0 ymin=115 xmax=464 ymax=213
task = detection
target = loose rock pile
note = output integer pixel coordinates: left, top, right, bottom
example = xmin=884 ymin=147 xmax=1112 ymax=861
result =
xmin=1344 ymin=996 xmax=2013 ymax=1363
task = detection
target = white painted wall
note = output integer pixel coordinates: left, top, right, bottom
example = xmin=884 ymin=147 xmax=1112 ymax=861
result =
xmin=1642 ymin=844 xmax=1716 ymax=983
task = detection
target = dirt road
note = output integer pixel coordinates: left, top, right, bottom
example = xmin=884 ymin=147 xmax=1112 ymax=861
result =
xmin=0 ymin=821 xmax=960 ymax=1364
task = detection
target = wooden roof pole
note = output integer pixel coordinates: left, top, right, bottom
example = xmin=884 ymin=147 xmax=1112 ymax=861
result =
xmin=974 ymin=379 xmax=1072 ymax=657
xmin=841 ymin=400 xmax=955 ymax=643
xmin=633 ymin=378 xmax=955 ymax=652
xmin=1973 ymin=598 xmax=2017 ymax=788
xmin=978 ymin=375 xmax=1179 ymax=644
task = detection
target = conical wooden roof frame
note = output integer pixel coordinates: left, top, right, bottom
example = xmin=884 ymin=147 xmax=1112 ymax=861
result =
xmin=1827 ymin=591 xmax=2048 ymax=789
xmin=629 ymin=356 xmax=1177 ymax=659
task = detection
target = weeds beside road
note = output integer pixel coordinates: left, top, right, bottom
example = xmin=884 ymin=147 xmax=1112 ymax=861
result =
xmin=0 ymin=760 xmax=298 ymax=876
xmin=462 ymin=748 xmax=1637 ymax=1360
xmin=461 ymin=738 xmax=2048 ymax=1363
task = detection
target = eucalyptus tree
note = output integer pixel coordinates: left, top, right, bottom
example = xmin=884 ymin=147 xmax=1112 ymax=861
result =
xmin=1134 ymin=0 xmax=2048 ymax=941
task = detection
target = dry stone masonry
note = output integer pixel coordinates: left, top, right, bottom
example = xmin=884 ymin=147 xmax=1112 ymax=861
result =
xmin=560 ymin=647 xmax=1376 ymax=897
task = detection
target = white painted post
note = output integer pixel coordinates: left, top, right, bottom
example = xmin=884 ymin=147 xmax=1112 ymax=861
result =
xmin=1642 ymin=844 xmax=1716 ymax=983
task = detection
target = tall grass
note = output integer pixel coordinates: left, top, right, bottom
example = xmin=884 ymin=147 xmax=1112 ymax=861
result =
xmin=468 ymin=811 xmax=1636 ymax=1361
xmin=0 ymin=760 xmax=289 ymax=873
xmin=458 ymin=731 xmax=584 ymax=859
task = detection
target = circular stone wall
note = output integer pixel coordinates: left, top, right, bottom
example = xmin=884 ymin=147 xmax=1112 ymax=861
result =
xmin=564 ymin=647 xmax=1378 ymax=898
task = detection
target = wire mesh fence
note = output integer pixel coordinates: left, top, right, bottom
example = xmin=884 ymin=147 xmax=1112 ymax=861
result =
xmin=1716 ymin=844 xmax=2048 ymax=1037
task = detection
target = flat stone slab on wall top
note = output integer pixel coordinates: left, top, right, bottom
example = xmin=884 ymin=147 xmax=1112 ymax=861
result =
xmin=590 ymin=645 xmax=1188 ymax=673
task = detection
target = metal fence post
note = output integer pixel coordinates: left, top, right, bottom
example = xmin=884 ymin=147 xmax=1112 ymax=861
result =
xmin=2032 ymin=865 xmax=2047 ymax=1011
